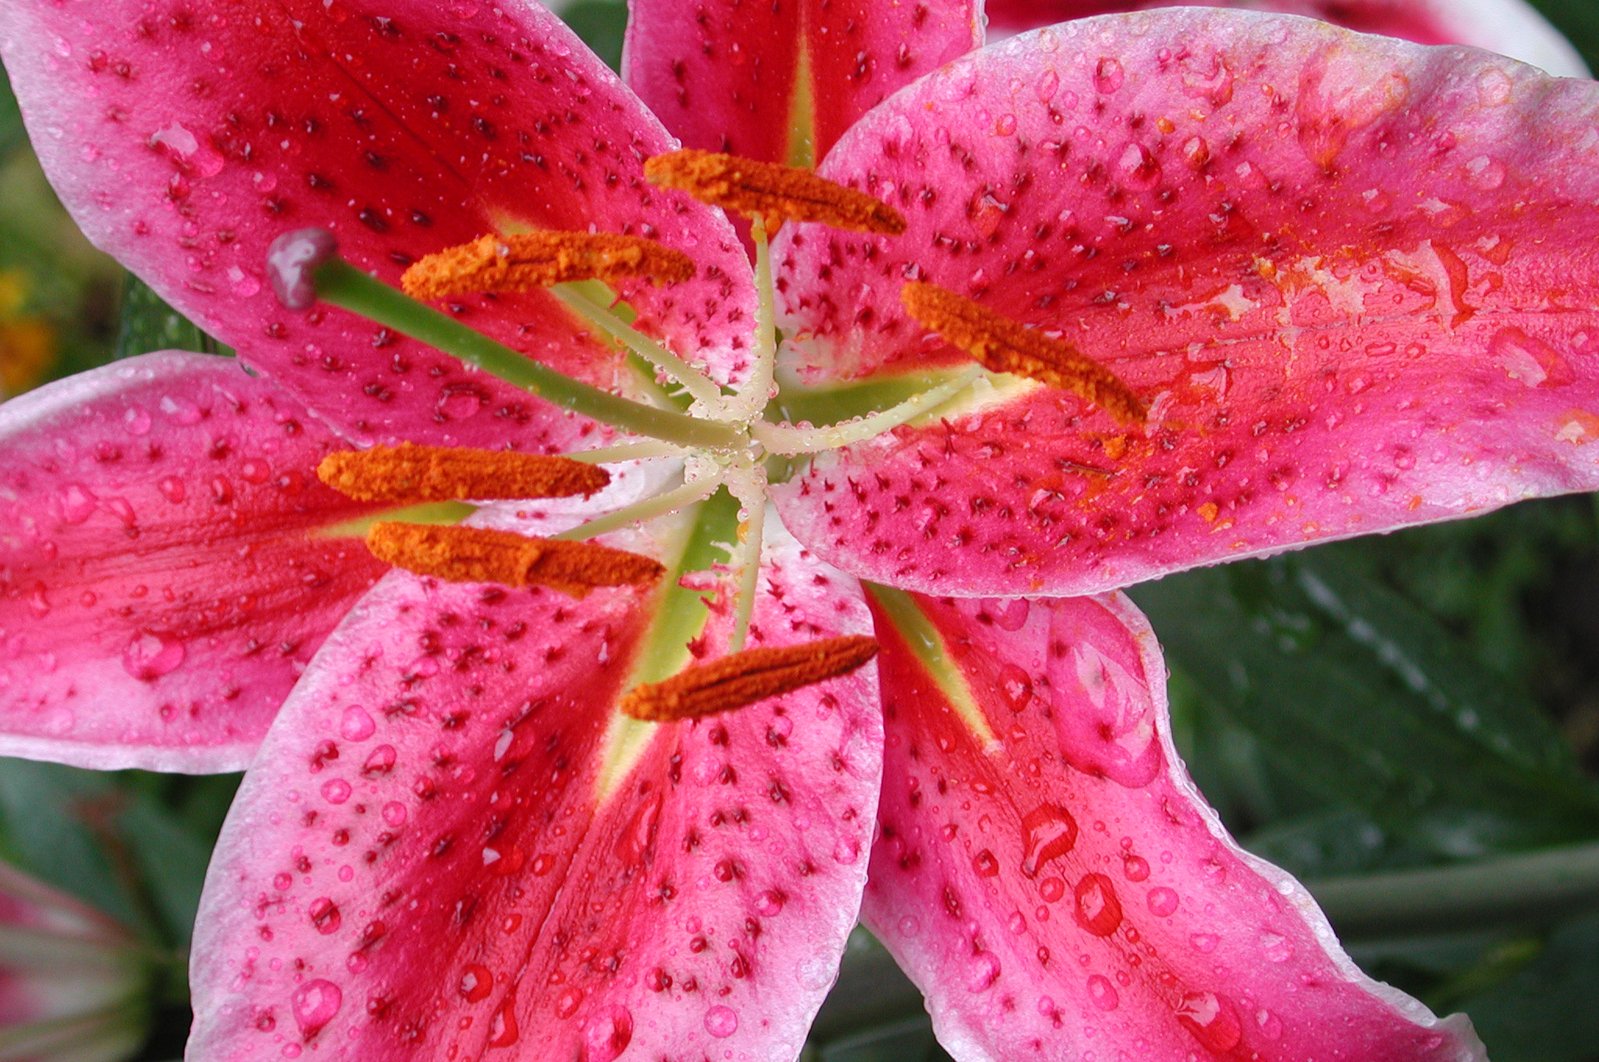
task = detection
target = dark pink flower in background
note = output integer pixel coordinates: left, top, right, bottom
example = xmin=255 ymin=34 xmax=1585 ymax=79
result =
xmin=0 ymin=0 xmax=1596 ymax=1058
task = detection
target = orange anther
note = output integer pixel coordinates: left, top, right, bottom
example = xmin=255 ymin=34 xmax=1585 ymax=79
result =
xmin=621 ymin=635 xmax=879 ymax=722
xmin=645 ymin=149 xmax=907 ymax=235
xmin=401 ymin=232 xmax=695 ymax=301
xmin=900 ymin=282 xmax=1146 ymax=425
xmin=367 ymin=522 xmax=663 ymax=598
xmin=318 ymin=443 xmax=609 ymax=503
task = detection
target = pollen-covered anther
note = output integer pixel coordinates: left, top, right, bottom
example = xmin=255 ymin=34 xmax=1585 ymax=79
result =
xmin=400 ymin=232 xmax=697 ymax=300
xmin=318 ymin=443 xmax=609 ymax=503
xmin=644 ymin=149 xmax=907 ymax=235
xmin=366 ymin=522 xmax=664 ymax=598
xmin=901 ymin=281 xmax=1147 ymax=425
xmin=621 ymin=635 xmax=879 ymax=723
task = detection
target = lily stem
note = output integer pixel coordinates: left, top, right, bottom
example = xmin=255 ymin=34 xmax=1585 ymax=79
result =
xmin=313 ymin=260 xmax=740 ymax=450
xmin=1305 ymin=840 xmax=1599 ymax=939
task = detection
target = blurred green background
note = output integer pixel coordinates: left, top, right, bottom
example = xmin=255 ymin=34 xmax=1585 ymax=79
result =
xmin=1 ymin=2 xmax=1597 ymax=1059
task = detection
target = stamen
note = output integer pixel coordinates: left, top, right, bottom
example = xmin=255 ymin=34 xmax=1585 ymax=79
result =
xmin=401 ymin=233 xmax=695 ymax=301
xmin=551 ymin=471 xmax=725 ymax=542
xmin=900 ymin=282 xmax=1146 ymax=425
xmin=367 ymin=522 xmax=664 ymax=598
xmin=645 ymin=149 xmax=907 ymax=235
xmin=620 ymin=635 xmax=879 ymax=722
xmin=319 ymin=443 xmax=609 ymax=503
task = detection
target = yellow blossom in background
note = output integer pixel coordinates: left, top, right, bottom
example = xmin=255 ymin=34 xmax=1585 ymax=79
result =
xmin=0 ymin=266 xmax=57 ymax=397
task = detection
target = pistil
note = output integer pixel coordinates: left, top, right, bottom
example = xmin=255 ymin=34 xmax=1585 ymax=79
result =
xmin=366 ymin=522 xmax=665 ymax=597
xmin=900 ymin=281 xmax=1146 ymax=425
xmin=620 ymin=635 xmax=879 ymax=722
xmin=318 ymin=443 xmax=609 ymax=503
xmin=267 ymin=230 xmax=741 ymax=450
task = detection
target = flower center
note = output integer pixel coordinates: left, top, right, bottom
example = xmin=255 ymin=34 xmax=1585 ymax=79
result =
xmin=276 ymin=150 xmax=1141 ymax=726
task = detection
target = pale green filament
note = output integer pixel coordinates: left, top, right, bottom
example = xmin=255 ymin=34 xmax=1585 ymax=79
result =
xmin=551 ymin=283 xmax=728 ymax=410
xmin=568 ymin=440 xmax=692 ymax=465
xmin=753 ymin=365 xmax=985 ymax=455
xmin=726 ymin=217 xmax=778 ymax=421
xmin=724 ymin=460 xmax=770 ymax=653
xmin=551 ymin=470 xmax=725 ymax=542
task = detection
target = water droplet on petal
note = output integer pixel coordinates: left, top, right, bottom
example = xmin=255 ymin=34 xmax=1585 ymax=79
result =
xmin=122 ymin=632 xmax=185 ymax=680
xmin=703 ymin=1005 xmax=738 ymax=1038
xmin=1073 ymin=874 xmax=1123 ymax=937
xmin=339 ymin=706 xmax=375 ymax=741
xmin=1093 ymin=57 xmax=1124 ymax=93
xmin=1176 ymin=991 xmax=1243 ymax=1053
xmin=290 ymin=979 xmax=342 ymax=1039
xmin=1020 ymin=804 xmax=1078 ymax=876
xmin=966 ymin=951 xmax=1001 ymax=992
xmin=459 ymin=963 xmax=493 ymax=1002
xmin=1087 ymin=973 xmax=1119 ymax=1011
xmin=1147 ymin=887 xmax=1179 ymax=917
xmin=583 ymin=1005 xmax=634 ymax=1060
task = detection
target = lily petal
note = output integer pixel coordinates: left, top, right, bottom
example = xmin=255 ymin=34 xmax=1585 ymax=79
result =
xmin=0 ymin=0 xmax=755 ymax=448
xmin=625 ymin=0 xmax=979 ymax=167
xmin=775 ymin=10 xmax=1599 ymax=596
xmin=189 ymin=511 xmax=881 ymax=1060
xmin=863 ymin=588 xmax=1485 ymax=1061
xmin=985 ymin=0 xmax=1588 ymax=76
xmin=0 ymin=353 xmax=386 ymax=772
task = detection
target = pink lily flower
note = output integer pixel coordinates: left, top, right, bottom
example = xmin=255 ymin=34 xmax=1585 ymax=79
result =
xmin=0 ymin=861 xmax=151 ymax=1062
xmin=1 ymin=0 xmax=1597 ymax=1059
xmin=980 ymin=0 xmax=1588 ymax=76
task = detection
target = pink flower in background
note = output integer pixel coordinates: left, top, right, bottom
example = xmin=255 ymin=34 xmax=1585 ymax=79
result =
xmin=0 ymin=0 xmax=1596 ymax=1059
xmin=0 ymin=861 xmax=150 ymax=1062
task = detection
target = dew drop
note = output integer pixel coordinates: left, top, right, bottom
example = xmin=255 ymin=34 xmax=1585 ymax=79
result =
xmin=290 ymin=979 xmax=342 ymax=1039
xmin=1019 ymin=804 xmax=1078 ymax=876
xmin=966 ymin=951 xmax=1001 ymax=992
xmin=583 ymin=1005 xmax=633 ymax=1060
xmin=487 ymin=998 xmax=520 ymax=1048
xmin=308 ymin=897 xmax=341 ymax=935
xmin=1073 ymin=874 xmax=1123 ymax=937
xmin=1122 ymin=854 xmax=1150 ymax=882
xmin=1087 ymin=973 xmax=1119 ymax=1012
xmin=703 ymin=1004 xmax=739 ymax=1038
xmin=361 ymin=744 xmax=397 ymax=776
xmin=339 ymin=706 xmax=376 ymax=741
xmin=1176 ymin=991 xmax=1243 ymax=1053
xmin=58 ymin=483 xmax=97 ymax=524
xmin=998 ymin=664 xmax=1033 ymax=712
xmin=1093 ymin=56 xmax=1124 ymax=93
xmin=320 ymin=779 xmax=351 ymax=805
xmin=553 ymin=987 xmax=584 ymax=1019
xmin=972 ymin=849 xmax=1000 ymax=877
xmin=121 ymin=631 xmax=185 ymax=681
xmin=1147 ymin=886 xmax=1179 ymax=917
xmin=754 ymin=890 xmax=786 ymax=917
xmin=459 ymin=963 xmax=493 ymax=1002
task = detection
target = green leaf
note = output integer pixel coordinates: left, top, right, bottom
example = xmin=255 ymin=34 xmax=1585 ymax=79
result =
xmin=115 ymin=798 xmax=211 ymax=947
xmin=0 ymin=64 xmax=23 ymax=158
xmin=558 ymin=0 xmax=628 ymax=73
xmin=1456 ymin=914 xmax=1599 ymax=1062
xmin=114 ymin=274 xmax=226 ymax=360
xmin=1131 ymin=552 xmax=1599 ymax=858
xmin=0 ymin=761 xmax=142 ymax=928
